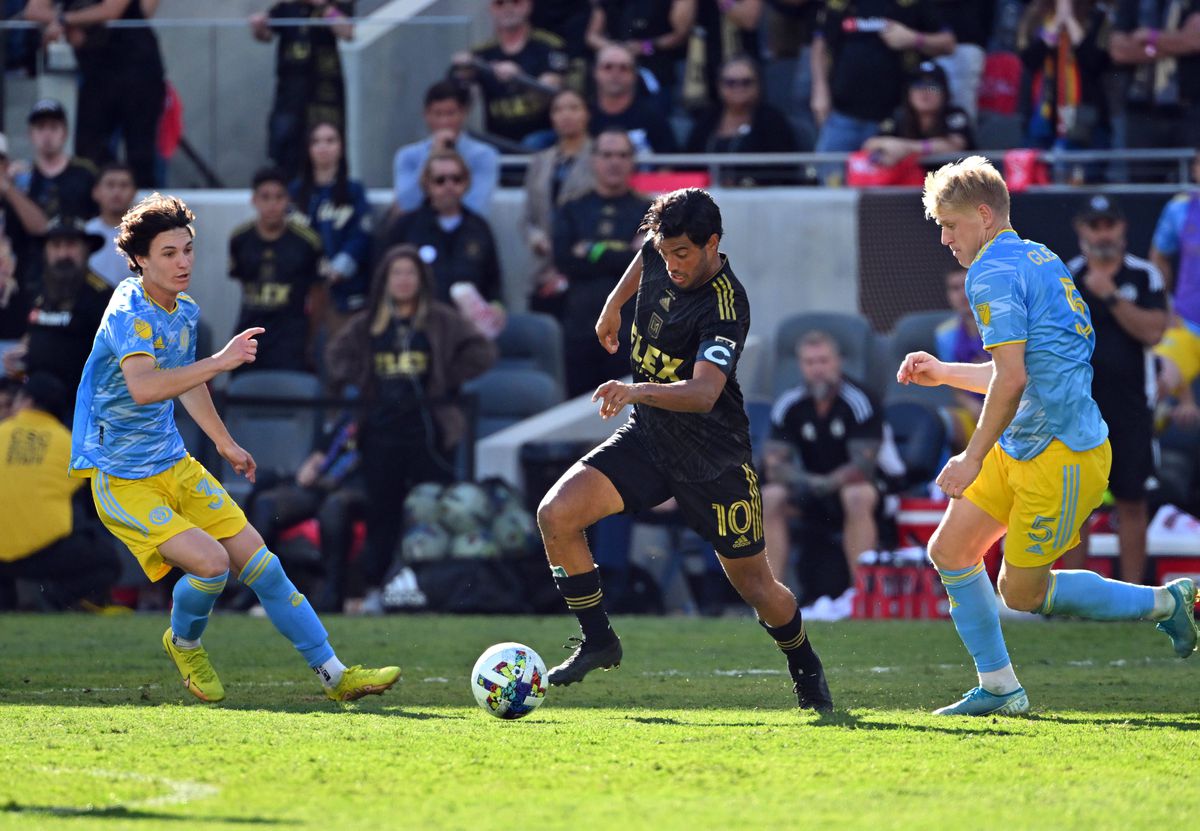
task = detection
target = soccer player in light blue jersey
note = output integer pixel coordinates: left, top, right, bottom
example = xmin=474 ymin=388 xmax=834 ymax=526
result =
xmin=897 ymin=157 xmax=1199 ymax=716
xmin=71 ymin=193 xmax=399 ymax=703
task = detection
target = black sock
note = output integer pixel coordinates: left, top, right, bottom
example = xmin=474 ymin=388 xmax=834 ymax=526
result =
xmin=761 ymin=606 xmax=820 ymax=678
xmin=554 ymin=568 xmax=617 ymax=646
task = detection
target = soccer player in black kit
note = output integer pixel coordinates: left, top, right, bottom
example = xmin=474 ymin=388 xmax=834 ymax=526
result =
xmin=536 ymin=189 xmax=833 ymax=710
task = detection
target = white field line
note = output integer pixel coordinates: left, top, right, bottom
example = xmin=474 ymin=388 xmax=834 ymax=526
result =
xmin=36 ymin=767 xmax=218 ymax=809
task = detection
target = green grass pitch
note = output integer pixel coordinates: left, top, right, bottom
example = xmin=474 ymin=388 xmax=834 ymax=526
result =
xmin=1 ymin=613 xmax=1198 ymax=830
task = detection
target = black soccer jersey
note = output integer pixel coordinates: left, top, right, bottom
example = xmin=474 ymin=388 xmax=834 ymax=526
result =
xmin=228 ymin=219 xmax=323 ymax=371
xmin=626 ymin=240 xmax=752 ymax=482
xmin=24 ymin=270 xmax=112 ymax=400
xmin=769 ymin=378 xmax=882 ymax=475
xmin=471 ymin=30 xmax=568 ymax=142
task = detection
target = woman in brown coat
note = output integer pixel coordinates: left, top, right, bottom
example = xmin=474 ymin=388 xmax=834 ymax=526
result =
xmin=326 ymin=245 xmax=496 ymax=609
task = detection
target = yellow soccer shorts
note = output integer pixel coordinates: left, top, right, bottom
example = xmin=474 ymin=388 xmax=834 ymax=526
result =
xmin=964 ymin=439 xmax=1111 ymax=568
xmin=90 ymin=455 xmax=248 ymax=581
xmin=1154 ymin=324 xmax=1200 ymax=389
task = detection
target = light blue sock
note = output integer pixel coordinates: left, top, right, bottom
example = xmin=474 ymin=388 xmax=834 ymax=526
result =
xmin=171 ymin=571 xmax=228 ymax=641
xmin=240 ymin=546 xmax=335 ymax=667
xmin=939 ymin=562 xmax=1011 ymax=673
xmin=1037 ymin=570 xmax=1155 ymax=620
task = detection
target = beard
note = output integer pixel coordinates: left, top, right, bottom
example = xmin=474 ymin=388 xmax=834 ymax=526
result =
xmin=1083 ymin=240 xmax=1122 ymax=262
xmin=808 ymin=380 xmax=834 ymax=401
xmin=43 ymin=259 xmax=85 ymax=309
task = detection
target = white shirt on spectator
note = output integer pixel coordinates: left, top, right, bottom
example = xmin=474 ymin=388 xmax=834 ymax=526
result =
xmin=86 ymin=217 xmax=130 ymax=288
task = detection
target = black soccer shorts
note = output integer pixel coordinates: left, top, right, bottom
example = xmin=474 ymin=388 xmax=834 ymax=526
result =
xmin=582 ymin=425 xmax=766 ymax=559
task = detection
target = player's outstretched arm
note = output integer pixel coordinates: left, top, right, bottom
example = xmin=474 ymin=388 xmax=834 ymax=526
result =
xmin=596 ymin=250 xmax=643 ymax=354
xmin=594 ymin=361 xmax=727 ymax=418
xmin=897 ymin=350 xmax=994 ymax=395
xmin=121 ymin=327 xmax=263 ymax=405
xmin=179 ymin=383 xmax=258 ymax=483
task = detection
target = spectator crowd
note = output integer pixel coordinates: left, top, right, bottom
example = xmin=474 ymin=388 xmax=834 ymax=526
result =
xmin=1 ymin=0 xmax=1199 ymax=617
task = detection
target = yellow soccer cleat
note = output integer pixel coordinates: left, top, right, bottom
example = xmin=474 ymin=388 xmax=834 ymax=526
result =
xmin=161 ymin=628 xmax=225 ymax=703
xmin=325 ymin=665 xmax=401 ymax=702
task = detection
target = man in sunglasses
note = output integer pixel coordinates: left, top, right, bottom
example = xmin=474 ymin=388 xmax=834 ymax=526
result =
xmin=553 ymin=129 xmax=650 ymax=397
xmin=379 ymin=149 xmax=502 ymax=304
xmin=1063 ymin=195 xmax=1168 ymax=585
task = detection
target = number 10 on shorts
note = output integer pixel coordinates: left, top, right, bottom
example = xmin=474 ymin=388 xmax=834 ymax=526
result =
xmin=711 ymin=500 xmax=754 ymax=537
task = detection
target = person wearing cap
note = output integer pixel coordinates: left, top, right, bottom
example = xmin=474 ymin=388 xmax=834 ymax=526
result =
xmin=22 ymin=0 xmax=165 ymax=188
xmin=1063 ymin=194 xmax=1167 ymax=584
xmin=3 ymin=216 xmax=112 ymax=407
xmin=861 ymin=61 xmax=974 ymax=166
xmin=0 ymin=373 xmax=121 ymax=611
xmin=20 ymin=99 xmax=99 ymax=222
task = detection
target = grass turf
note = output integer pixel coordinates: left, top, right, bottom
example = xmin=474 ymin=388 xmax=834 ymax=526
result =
xmin=1 ymin=613 xmax=1198 ymax=830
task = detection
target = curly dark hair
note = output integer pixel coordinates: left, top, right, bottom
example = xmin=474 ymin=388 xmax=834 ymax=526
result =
xmin=116 ymin=193 xmax=195 ymax=275
xmin=639 ymin=188 xmax=723 ymax=247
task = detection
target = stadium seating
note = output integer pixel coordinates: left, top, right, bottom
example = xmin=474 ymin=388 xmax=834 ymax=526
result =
xmin=772 ymin=312 xmax=889 ymax=398
xmin=883 ymin=400 xmax=946 ymax=495
xmin=882 ymin=311 xmax=957 ymax=407
xmin=495 ymin=312 xmax=566 ymax=399
xmin=465 ymin=368 xmax=563 ymax=439
xmin=220 ymin=370 xmax=323 ymax=500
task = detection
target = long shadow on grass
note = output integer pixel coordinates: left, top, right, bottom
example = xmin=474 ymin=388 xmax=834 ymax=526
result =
xmin=1023 ymin=713 xmax=1200 ymax=731
xmin=2 ymin=803 xmax=291 ymax=824
xmin=624 ymin=712 xmax=1018 ymax=736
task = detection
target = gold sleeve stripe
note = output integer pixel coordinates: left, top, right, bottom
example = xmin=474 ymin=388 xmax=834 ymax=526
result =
xmin=743 ymin=464 xmax=763 ymax=542
xmin=713 ymin=275 xmax=736 ymax=320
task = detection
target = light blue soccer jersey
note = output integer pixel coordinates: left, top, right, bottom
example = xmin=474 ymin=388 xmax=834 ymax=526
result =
xmin=966 ymin=229 xmax=1108 ymax=461
xmin=70 ymin=277 xmax=198 ymax=479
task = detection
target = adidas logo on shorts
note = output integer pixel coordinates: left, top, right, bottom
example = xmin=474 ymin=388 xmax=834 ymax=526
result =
xmin=732 ymin=535 xmax=751 ymax=549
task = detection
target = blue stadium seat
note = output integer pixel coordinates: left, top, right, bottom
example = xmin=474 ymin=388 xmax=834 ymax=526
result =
xmin=883 ymin=400 xmax=947 ymax=494
xmin=465 ymin=368 xmax=563 ymax=439
xmin=773 ymin=312 xmax=888 ymax=399
xmin=883 ymin=310 xmax=957 ymax=407
xmin=495 ymin=312 xmax=565 ymax=399
xmin=220 ymin=370 xmax=322 ymax=500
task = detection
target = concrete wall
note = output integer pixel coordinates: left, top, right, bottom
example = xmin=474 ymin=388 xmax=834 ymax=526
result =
xmin=176 ymin=186 xmax=861 ymax=358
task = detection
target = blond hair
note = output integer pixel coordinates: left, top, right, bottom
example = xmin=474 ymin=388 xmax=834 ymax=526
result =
xmin=922 ymin=156 xmax=1010 ymax=221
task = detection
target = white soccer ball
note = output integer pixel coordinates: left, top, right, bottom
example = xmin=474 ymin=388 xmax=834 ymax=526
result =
xmin=439 ymin=482 xmax=492 ymax=534
xmin=404 ymin=482 xmax=445 ymax=527
xmin=471 ymin=642 xmax=548 ymax=719
xmin=491 ymin=505 xmax=537 ymax=557
xmin=401 ymin=523 xmax=450 ymax=563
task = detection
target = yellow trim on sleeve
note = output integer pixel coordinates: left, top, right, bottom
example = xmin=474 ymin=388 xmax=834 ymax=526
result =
xmin=119 ymin=351 xmax=155 ymax=366
xmin=983 ymin=339 xmax=1027 ymax=350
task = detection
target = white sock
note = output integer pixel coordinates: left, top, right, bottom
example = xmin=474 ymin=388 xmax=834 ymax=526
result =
xmin=1150 ymin=587 xmax=1176 ymax=621
xmin=171 ymin=634 xmax=201 ymax=650
xmin=978 ymin=663 xmax=1021 ymax=695
xmin=314 ymin=656 xmax=347 ymax=688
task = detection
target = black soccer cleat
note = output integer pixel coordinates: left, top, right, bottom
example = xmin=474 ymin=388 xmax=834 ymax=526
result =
xmin=546 ymin=636 xmax=623 ymax=686
xmin=792 ymin=655 xmax=834 ymax=713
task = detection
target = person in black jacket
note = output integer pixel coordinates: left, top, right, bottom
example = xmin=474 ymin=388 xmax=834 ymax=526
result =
xmin=553 ymin=129 xmax=650 ymax=397
xmin=377 ymin=149 xmax=503 ymax=304
xmin=2 ymin=216 xmax=111 ymax=412
xmin=685 ymin=56 xmax=801 ymax=185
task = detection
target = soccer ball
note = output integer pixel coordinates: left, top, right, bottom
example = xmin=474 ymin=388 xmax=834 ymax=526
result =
xmin=439 ymin=483 xmax=492 ymax=534
xmin=471 ymin=642 xmax=548 ymax=720
xmin=400 ymin=523 xmax=450 ymax=562
xmin=404 ymin=482 xmax=444 ymax=527
xmin=491 ymin=505 xmax=537 ymax=557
